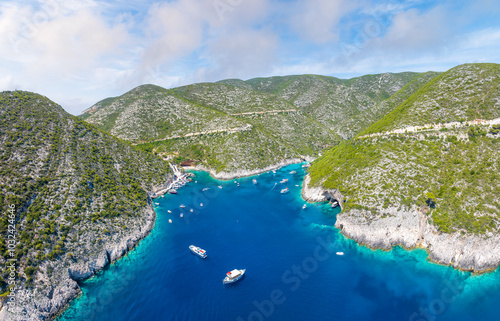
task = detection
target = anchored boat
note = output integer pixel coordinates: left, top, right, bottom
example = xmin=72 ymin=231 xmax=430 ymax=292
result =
xmin=189 ymin=245 xmax=207 ymax=259
xmin=223 ymin=269 xmax=246 ymax=284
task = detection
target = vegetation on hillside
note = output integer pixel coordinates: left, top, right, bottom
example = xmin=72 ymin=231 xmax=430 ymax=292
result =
xmin=0 ymin=91 xmax=171 ymax=295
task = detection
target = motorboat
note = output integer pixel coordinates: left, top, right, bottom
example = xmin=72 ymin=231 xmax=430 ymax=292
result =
xmin=280 ymin=188 xmax=289 ymax=194
xmin=189 ymin=245 xmax=207 ymax=259
xmin=223 ymin=269 xmax=246 ymax=284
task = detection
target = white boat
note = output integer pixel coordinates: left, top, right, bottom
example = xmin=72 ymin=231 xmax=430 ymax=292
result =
xmin=280 ymin=179 xmax=288 ymax=184
xmin=280 ymin=188 xmax=289 ymax=194
xmin=336 ymin=252 xmax=344 ymax=256
xmin=252 ymin=179 xmax=257 ymax=184
xmin=202 ymin=188 xmax=210 ymax=191
xmin=189 ymin=245 xmax=207 ymax=259
xmin=180 ymin=213 xmax=184 ymax=218
xmin=218 ymin=185 xmax=223 ymax=189
xmin=200 ymin=203 xmax=204 ymax=207
xmin=223 ymin=269 xmax=246 ymax=284
xmin=169 ymin=219 xmax=172 ymax=224
xmin=190 ymin=209 xmax=194 ymax=212
xmin=272 ymin=170 xmax=276 ymax=174
xmin=168 ymin=210 xmax=172 ymax=214
xmin=237 ymin=183 xmax=240 ymax=187
xmin=180 ymin=204 xmax=185 ymax=208
xmin=302 ymin=204 xmax=307 ymax=209
xmin=331 ymin=201 xmax=339 ymax=208
xmin=155 ymin=202 xmax=159 ymax=205
xmin=290 ymin=171 xmax=296 ymax=174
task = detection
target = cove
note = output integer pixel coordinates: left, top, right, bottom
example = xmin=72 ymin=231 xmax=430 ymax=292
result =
xmin=57 ymin=163 xmax=500 ymax=321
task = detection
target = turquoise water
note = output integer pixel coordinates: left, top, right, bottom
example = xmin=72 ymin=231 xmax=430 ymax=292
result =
xmin=58 ymin=164 xmax=500 ymax=321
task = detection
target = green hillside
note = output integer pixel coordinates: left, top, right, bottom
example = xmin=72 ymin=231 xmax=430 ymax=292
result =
xmin=81 ymin=72 xmax=432 ymax=172
xmin=309 ymin=63 xmax=500 ymax=235
xmin=361 ymin=63 xmax=500 ymax=136
xmin=0 ymin=91 xmax=170 ymax=304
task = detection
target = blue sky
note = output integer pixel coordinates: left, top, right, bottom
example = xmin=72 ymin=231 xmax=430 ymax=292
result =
xmin=1 ymin=0 xmax=500 ymax=114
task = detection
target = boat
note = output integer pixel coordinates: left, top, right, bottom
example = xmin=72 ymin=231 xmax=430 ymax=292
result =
xmin=280 ymin=188 xmax=289 ymax=194
xmin=237 ymin=183 xmax=240 ymax=187
xmin=331 ymin=201 xmax=339 ymax=208
xmin=218 ymin=185 xmax=223 ymax=189
xmin=154 ymin=202 xmax=159 ymax=205
xmin=336 ymin=252 xmax=344 ymax=256
xmin=302 ymin=204 xmax=307 ymax=209
xmin=180 ymin=204 xmax=185 ymax=208
xmin=280 ymin=179 xmax=288 ymax=184
xmin=223 ymin=269 xmax=246 ymax=284
xmin=189 ymin=245 xmax=207 ymax=259
xmin=168 ymin=219 xmax=172 ymax=224
xmin=168 ymin=210 xmax=172 ymax=214
xmin=252 ymin=179 xmax=257 ymax=184
xmin=190 ymin=209 xmax=194 ymax=212
xmin=168 ymin=189 xmax=177 ymax=194
xmin=200 ymin=203 xmax=204 ymax=207
xmin=202 ymin=188 xmax=210 ymax=192
xmin=290 ymin=171 xmax=296 ymax=174
xmin=180 ymin=213 xmax=184 ymax=218
xmin=272 ymin=170 xmax=276 ymax=173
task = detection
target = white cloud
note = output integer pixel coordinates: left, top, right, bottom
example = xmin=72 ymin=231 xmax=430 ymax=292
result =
xmin=290 ymin=0 xmax=362 ymax=44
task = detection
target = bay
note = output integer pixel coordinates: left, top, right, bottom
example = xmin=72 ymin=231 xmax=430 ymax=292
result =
xmin=58 ymin=163 xmax=500 ymax=321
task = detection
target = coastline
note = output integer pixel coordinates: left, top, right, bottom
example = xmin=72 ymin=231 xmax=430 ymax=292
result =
xmin=0 ymin=201 xmax=158 ymax=321
xmin=187 ymin=157 xmax=315 ymax=180
xmin=303 ymin=177 xmax=500 ymax=273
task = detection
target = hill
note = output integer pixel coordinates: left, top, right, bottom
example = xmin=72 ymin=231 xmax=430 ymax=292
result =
xmin=81 ymin=72 xmax=436 ymax=173
xmin=307 ymin=63 xmax=500 ymax=272
xmin=0 ymin=91 xmax=171 ymax=320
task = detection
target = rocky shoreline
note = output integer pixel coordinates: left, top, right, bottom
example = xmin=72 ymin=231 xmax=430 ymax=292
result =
xmin=190 ymin=157 xmax=315 ymax=180
xmin=335 ymin=206 xmax=500 ymax=273
xmin=302 ymin=178 xmax=500 ymax=273
xmin=0 ymin=202 xmax=157 ymax=321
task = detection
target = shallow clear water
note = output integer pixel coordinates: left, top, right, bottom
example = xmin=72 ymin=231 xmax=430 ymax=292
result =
xmin=58 ymin=164 xmax=500 ymax=321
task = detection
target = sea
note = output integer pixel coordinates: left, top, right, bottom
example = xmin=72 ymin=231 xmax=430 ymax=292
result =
xmin=58 ymin=163 xmax=500 ymax=321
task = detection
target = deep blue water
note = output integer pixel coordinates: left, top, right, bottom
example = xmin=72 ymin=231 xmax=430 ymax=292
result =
xmin=58 ymin=164 xmax=500 ymax=321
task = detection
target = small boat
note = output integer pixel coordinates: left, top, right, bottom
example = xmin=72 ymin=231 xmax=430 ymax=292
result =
xmin=336 ymin=252 xmax=344 ymax=256
xmin=290 ymin=171 xmax=296 ymax=174
xmin=202 ymin=188 xmax=210 ymax=192
xmin=200 ymin=203 xmax=203 ymax=207
xmin=237 ymin=183 xmax=240 ymax=187
xmin=168 ymin=210 xmax=172 ymax=214
xmin=234 ymin=181 xmax=237 ymax=184
xmin=168 ymin=189 xmax=177 ymax=194
xmin=180 ymin=204 xmax=185 ymax=208
xmin=155 ymin=202 xmax=159 ymax=205
xmin=190 ymin=209 xmax=194 ymax=212
xmin=280 ymin=188 xmax=289 ymax=194
xmin=180 ymin=213 xmax=184 ymax=218
xmin=252 ymin=179 xmax=257 ymax=184
xmin=189 ymin=245 xmax=207 ymax=259
xmin=272 ymin=170 xmax=276 ymax=174
xmin=302 ymin=204 xmax=307 ymax=209
xmin=223 ymin=269 xmax=246 ymax=284
xmin=280 ymin=179 xmax=288 ymax=184
xmin=295 ymin=185 xmax=299 ymax=187
xmin=331 ymin=201 xmax=339 ymax=208
xmin=169 ymin=219 xmax=172 ymax=224
xmin=218 ymin=185 xmax=223 ymax=189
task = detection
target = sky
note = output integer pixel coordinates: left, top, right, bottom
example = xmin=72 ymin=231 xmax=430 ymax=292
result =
xmin=1 ymin=0 xmax=500 ymax=115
